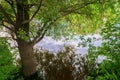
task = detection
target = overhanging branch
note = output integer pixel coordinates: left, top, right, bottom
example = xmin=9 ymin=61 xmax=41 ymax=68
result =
xmin=27 ymin=0 xmax=109 ymax=44
xmin=32 ymin=20 xmax=50 ymax=44
xmin=1 ymin=20 xmax=15 ymax=33
xmin=32 ymin=18 xmax=58 ymax=45
xmin=5 ymin=0 xmax=17 ymax=16
xmin=22 ymin=0 xmax=43 ymax=24
xmin=59 ymin=1 xmax=97 ymax=17
xmin=0 ymin=4 xmax=15 ymax=26
xmin=0 ymin=20 xmax=16 ymax=40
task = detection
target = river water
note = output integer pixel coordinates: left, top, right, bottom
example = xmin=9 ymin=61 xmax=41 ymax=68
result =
xmin=0 ymin=31 xmax=106 ymax=63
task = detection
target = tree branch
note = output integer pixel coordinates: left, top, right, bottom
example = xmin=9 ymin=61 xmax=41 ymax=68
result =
xmin=59 ymin=1 xmax=97 ymax=16
xmin=32 ymin=29 xmax=46 ymax=44
xmin=30 ymin=0 xmax=43 ymax=19
xmin=32 ymin=14 xmax=68 ymax=45
xmin=1 ymin=20 xmax=15 ymax=33
xmin=5 ymin=0 xmax=17 ymax=16
xmin=10 ymin=32 xmax=16 ymax=40
xmin=28 ymin=3 xmax=38 ymax=8
xmin=32 ymin=17 xmax=59 ymax=45
xmin=29 ymin=0 xmax=108 ymax=44
xmin=22 ymin=0 xmax=43 ymax=24
xmin=32 ymin=20 xmax=50 ymax=44
xmin=0 ymin=4 xmax=15 ymax=26
xmin=0 ymin=20 xmax=16 ymax=40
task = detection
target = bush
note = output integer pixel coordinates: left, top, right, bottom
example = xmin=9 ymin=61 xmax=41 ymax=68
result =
xmin=0 ymin=37 xmax=23 ymax=80
xmin=87 ymin=20 xmax=120 ymax=80
xmin=35 ymin=46 xmax=96 ymax=80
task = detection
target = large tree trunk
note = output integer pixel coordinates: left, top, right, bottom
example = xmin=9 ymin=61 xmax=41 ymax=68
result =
xmin=15 ymin=0 xmax=39 ymax=77
xmin=17 ymin=39 xmax=38 ymax=77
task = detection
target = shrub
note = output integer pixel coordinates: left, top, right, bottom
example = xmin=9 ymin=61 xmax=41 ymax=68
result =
xmin=87 ymin=20 xmax=120 ymax=80
xmin=35 ymin=46 xmax=96 ymax=80
xmin=0 ymin=37 xmax=23 ymax=80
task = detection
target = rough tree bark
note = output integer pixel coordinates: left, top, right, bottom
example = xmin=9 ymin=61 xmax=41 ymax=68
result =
xmin=17 ymin=39 xmax=38 ymax=77
xmin=15 ymin=0 xmax=38 ymax=78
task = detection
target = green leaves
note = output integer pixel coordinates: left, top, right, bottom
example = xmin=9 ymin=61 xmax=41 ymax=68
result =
xmin=87 ymin=7 xmax=120 ymax=79
xmin=1 ymin=0 xmax=120 ymax=40
xmin=0 ymin=38 xmax=13 ymax=80
xmin=0 ymin=38 xmax=22 ymax=80
xmin=17 ymin=29 xmax=30 ymax=41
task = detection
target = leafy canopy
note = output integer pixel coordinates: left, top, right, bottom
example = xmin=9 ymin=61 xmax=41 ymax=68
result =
xmin=0 ymin=0 xmax=120 ymax=41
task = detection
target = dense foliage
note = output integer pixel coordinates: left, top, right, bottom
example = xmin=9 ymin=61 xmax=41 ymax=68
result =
xmin=87 ymin=19 xmax=120 ymax=79
xmin=0 ymin=38 xmax=22 ymax=80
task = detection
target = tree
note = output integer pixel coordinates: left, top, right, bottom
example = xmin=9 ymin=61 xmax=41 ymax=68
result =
xmin=0 ymin=0 xmax=118 ymax=79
